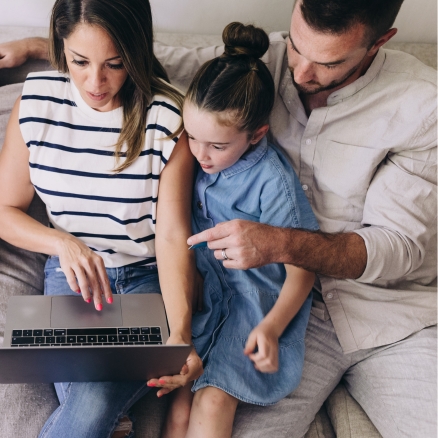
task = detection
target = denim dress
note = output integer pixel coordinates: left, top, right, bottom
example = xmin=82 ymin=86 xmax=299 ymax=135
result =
xmin=191 ymin=137 xmax=319 ymax=405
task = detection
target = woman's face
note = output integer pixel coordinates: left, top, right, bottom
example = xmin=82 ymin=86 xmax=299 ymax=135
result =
xmin=63 ymin=24 xmax=128 ymax=112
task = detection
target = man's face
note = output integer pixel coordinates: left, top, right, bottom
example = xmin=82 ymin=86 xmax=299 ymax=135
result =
xmin=287 ymin=3 xmax=372 ymax=95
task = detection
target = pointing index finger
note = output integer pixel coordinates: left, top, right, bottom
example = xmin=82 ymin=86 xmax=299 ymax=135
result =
xmin=187 ymin=223 xmax=231 ymax=246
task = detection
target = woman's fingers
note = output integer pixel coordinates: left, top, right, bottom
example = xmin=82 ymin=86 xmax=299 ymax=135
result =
xmin=96 ymin=261 xmax=113 ymax=304
xmin=73 ymin=266 xmax=93 ymax=303
xmin=146 ymin=349 xmax=203 ymax=395
xmin=83 ymin=262 xmax=104 ymax=310
xmin=58 ymin=236 xmax=110 ymax=310
xmin=63 ymin=266 xmax=81 ymax=295
xmin=88 ymin=257 xmax=112 ymax=309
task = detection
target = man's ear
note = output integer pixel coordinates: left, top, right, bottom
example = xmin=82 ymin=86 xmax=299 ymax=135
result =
xmin=250 ymin=124 xmax=270 ymax=144
xmin=367 ymin=28 xmax=398 ymax=56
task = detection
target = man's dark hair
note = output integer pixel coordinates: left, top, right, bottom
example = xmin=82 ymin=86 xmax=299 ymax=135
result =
xmin=299 ymin=0 xmax=404 ymax=47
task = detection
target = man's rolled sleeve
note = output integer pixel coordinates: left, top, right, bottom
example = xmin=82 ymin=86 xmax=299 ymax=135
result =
xmin=355 ymin=112 xmax=437 ymax=284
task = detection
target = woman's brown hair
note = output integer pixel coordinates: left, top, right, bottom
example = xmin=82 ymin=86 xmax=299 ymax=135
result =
xmin=184 ymin=22 xmax=275 ymax=134
xmin=49 ymin=0 xmax=183 ymax=172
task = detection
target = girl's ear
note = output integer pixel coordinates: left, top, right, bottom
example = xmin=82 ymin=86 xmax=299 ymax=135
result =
xmin=250 ymin=124 xmax=270 ymax=144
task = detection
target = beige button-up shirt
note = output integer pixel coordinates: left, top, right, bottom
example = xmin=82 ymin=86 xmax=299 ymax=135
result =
xmin=156 ymin=32 xmax=437 ymax=353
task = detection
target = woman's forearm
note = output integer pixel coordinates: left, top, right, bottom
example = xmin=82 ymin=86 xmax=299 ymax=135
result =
xmin=0 ymin=204 xmax=69 ymax=255
xmin=156 ymin=233 xmax=195 ymax=342
xmin=155 ymin=133 xmax=196 ymax=343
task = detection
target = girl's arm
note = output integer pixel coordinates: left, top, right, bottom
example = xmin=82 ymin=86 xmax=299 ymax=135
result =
xmin=0 ymin=97 xmax=112 ymax=309
xmin=151 ymin=131 xmax=203 ymax=396
xmin=244 ymin=265 xmax=314 ymax=373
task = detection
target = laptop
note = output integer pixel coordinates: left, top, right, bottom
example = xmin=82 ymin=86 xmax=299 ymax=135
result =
xmin=0 ymin=294 xmax=191 ymax=384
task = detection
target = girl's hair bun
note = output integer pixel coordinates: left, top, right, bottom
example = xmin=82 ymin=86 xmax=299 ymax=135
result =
xmin=222 ymin=22 xmax=270 ymax=59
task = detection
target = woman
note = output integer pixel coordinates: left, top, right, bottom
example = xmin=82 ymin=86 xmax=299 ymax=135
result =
xmin=0 ymin=0 xmax=202 ymax=436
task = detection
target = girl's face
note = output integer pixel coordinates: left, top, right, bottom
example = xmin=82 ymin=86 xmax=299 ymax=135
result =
xmin=183 ymin=103 xmax=268 ymax=174
xmin=63 ymin=24 xmax=128 ymax=112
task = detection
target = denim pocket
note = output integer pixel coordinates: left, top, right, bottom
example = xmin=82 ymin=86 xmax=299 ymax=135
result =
xmin=122 ymin=265 xmax=160 ymax=295
xmin=44 ymin=256 xmax=75 ymax=296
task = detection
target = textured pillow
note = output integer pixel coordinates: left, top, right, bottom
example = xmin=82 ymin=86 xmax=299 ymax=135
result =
xmin=0 ymin=82 xmax=55 ymax=437
xmin=0 ymin=82 xmax=49 ymax=345
xmin=0 ymin=82 xmax=23 ymax=145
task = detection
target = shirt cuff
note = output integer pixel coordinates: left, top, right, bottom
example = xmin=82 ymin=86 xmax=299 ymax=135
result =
xmin=353 ymin=226 xmax=415 ymax=283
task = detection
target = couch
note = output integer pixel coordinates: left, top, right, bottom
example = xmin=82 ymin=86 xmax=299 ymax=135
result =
xmin=0 ymin=25 xmax=436 ymax=437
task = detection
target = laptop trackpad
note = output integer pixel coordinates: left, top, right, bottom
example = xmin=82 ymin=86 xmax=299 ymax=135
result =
xmin=50 ymin=296 xmax=123 ymax=328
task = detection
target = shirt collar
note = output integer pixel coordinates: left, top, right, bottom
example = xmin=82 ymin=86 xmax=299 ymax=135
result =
xmin=279 ymin=56 xmax=308 ymax=127
xmin=221 ymin=136 xmax=268 ymax=178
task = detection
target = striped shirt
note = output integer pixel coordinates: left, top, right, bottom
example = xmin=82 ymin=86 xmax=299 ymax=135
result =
xmin=19 ymin=71 xmax=182 ymax=268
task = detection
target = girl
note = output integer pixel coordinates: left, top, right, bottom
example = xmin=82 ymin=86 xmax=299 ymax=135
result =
xmin=0 ymin=0 xmax=202 ymax=436
xmin=158 ymin=22 xmax=319 ymax=438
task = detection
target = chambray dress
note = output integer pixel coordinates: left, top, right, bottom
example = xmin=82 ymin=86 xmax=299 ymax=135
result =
xmin=191 ymin=137 xmax=319 ymax=405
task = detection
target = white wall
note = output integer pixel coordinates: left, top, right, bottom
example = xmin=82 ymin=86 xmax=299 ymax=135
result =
xmin=0 ymin=0 xmax=436 ymax=43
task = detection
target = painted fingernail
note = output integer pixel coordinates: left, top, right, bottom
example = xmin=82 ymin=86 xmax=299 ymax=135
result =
xmin=107 ymin=297 xmax=113 ymax=304
xmin=96 ymin=303 xmax=103 ymax=311
xmin=147 ymin=382 xmax=156 ymax=387
xmin=85 ymin=298 xmax=91 ymax=303
xmin=75 ymin=290 xmax=81 ymax=294
xmin=159 ymin=379 xmax=166 ymax=384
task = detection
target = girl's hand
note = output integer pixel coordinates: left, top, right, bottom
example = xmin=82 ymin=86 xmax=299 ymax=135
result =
xmin=244 ymin=323 xmax=280 ymax=373
xmin=55 ymin=234 xmax=112 ymax=310
xmin=146 ymin=335 xmax=203 ymax=397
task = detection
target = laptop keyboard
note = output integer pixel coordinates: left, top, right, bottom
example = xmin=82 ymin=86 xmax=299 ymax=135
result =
xmin=10 ymin=327 xmax=162 ymax=347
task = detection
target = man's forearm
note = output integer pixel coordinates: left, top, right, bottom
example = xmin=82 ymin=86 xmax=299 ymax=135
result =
xmin=187 ymin=219 xmax=367 ymax=278
xmin=26 ymin=37 xmax=49 ymax=61
xmin=0 ymin=37 xmax=49 ymax=69
xmin=276 ymin=227 xmax=367 ymax=279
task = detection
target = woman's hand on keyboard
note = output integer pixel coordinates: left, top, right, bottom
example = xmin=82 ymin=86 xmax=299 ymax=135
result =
xmin=55 ymin=233 xmax=112 ymax=311
xmin=146 ymin=336 xmax=203 ymax=396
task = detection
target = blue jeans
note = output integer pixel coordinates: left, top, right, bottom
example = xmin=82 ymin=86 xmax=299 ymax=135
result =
xmin=39 ymin=256 xmax=161 ymax=438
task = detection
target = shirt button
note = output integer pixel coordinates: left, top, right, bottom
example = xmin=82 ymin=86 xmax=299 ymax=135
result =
xmin=305 ymin=139 xmax=312 ymax=145
xmin=326 ymin=293 xmax=333 ymax=299
xmin=302 ymin=185 xmax=309 ymax=191
xmin=197 ymin=201 xmax=203 ymax=209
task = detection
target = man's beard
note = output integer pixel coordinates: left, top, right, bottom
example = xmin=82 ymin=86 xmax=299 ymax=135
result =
xmin=290 ymin=62 xmax=361 ymax=95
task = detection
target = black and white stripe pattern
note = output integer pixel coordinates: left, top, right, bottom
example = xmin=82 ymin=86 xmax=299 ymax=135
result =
xmin=19 ymin=71 xmax=182 ymax=268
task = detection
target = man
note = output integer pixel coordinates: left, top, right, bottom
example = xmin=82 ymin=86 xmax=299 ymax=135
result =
xmin=0 ymin=0 xmax=436 ymax=437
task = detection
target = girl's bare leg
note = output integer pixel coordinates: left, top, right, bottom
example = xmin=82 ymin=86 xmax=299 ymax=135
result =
xmin=186 ymin=387 xmax=239 ymax=438
xmin=161 ymin=385 xmax=194 ymax=438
